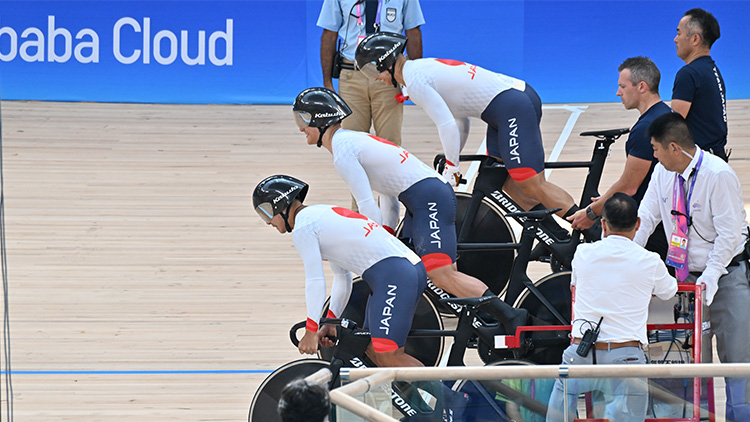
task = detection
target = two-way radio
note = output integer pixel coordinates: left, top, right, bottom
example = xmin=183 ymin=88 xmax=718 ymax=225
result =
xmin=576 ymin=316 xmax=603 ymax=357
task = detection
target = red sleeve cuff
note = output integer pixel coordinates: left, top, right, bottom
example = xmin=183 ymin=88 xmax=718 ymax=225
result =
xmin=306 ymin=318 xmax=319 ymax=332
xmin=326 ymin=309 xmax=336 ymax=319
xmin=383 ymin=225 xmax=396 ymax=235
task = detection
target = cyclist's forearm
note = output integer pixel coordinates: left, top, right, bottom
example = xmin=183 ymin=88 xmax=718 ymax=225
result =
xmin=593 ymin=156 xmax=651 ymax=215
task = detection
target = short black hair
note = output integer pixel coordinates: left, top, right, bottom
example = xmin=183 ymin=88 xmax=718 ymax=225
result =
xmin=602 ymin=193 xmax=638 ymax=232
xmin=647 ymin=112 xmax=695 ymax=149
xmin=618 ymin=56 xmax=661 ymax=95
xmin=278 ymin=379 xmax=330 ymax=422
xmin=684 ymin=8 xmax=721 ymax=48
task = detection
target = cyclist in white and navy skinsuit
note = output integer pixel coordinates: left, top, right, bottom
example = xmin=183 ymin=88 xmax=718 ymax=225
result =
xmin=252 ymin=175 xmax=426 ymax=368
xmin=294 ymin=204 xmax=426 ymax=358
xmin=292 ymin=87 xmax=529 ymax=334
xmin=354 ymin=32 xmax=586 ymax=225
xmin=332 ymin=129 xmax=454 ymax=267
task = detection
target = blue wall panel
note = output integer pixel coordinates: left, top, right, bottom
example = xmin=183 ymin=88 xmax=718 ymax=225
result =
xmin=0 ymin=0 xmax=747 ymax=104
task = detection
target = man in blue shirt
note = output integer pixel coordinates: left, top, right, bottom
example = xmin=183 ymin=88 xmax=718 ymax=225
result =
xmin=317 ymin=0 xmax=424 ymax=148
xmin=671 ymin=8 xmax=728 ymax=161
xmin=569 ymin=57 xmax=672 ymax=260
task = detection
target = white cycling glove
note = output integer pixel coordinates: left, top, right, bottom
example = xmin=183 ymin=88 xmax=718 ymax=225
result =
xmin=442 ymin=163 xmax=462 ymax=188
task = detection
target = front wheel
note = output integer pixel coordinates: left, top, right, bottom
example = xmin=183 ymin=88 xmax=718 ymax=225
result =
xmin=453 ymin=360 xmax=555 ymax=421
xmin=248 ymin=359 xmax=332 ymax=422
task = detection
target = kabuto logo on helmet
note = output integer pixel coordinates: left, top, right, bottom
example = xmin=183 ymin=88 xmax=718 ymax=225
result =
xmin=272 ymin=185 xmax=300 ymax=204
xmin=378 ymin=41 xmax=402 ymax=64
xmin=314 ymin=111 xmax=346 ymax=118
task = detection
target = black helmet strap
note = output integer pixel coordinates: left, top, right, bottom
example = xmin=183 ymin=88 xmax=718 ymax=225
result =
xmin=280 ymin=205 xmax=294 ymax=233
xmin=387 ymin=64 xmax=398 ymax=88
xmin=316 ymin=126 xmax=329 ymax=148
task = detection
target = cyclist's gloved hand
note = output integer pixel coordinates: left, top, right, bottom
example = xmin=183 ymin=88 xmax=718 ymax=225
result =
xmin=317 ymin=324 xmax=337 ymax=348
xmin=442 ymin=163 xmax=462 ymax=188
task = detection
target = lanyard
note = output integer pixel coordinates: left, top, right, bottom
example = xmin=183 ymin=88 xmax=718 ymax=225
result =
xmin=356 ymin=0 xmax=382 ymax=29
xmin=672 ymin=150 xmax=704 ymax=221
xmin=374 ymin=0 xmax=382 ymax=27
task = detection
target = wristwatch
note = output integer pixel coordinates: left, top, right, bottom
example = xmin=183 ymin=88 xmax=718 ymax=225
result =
xmin=585 ymin=205 xmax=598 ymax=221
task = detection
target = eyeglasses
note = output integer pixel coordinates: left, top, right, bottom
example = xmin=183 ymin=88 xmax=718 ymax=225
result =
xmin=356 ymin=61 xmax=381 ymax=81
xmin=255 ymin=202 xmax=275 ymax=223
xmin=293 ymin=110 xmax=312 ymax=130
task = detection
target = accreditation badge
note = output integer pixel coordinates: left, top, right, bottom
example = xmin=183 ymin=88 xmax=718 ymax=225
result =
xmin=666 ymin=231 xmax=688 ymax=270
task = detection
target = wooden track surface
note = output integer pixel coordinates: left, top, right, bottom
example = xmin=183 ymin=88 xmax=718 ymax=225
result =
xmin=1 ymin=100 xmax=749 ymax=421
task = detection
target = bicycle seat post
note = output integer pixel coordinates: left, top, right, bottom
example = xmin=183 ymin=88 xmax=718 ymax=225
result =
xmin=579 ymin=129 xmax=628 ymax=208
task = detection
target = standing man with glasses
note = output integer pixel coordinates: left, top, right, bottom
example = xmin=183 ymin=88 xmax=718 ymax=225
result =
xmin=317 ymin=0 xmax=424 ymax=149
xmin=635 ymin=113 xmax=750 ymax=421
xmin=672 ymin=8 xmax=729 ymax=161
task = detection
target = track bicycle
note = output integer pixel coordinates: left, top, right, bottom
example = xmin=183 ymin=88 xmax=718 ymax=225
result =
xmin=433 ymin=128 xmax=630 ymax=295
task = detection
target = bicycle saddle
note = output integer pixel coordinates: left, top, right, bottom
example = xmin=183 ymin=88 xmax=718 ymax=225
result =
xmin=580 ymin=127 xmax=630 ymax=139
xmin=507 ymin=208 xmax=562 ymax=221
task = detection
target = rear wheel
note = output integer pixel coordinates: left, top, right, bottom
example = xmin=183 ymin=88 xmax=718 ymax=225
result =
xmin=248 ymin=359 xmax=331 ymax=422
xmin=513 ymin=272 xmax=572 ymax=365
xmin=319 ymin=277 xmax=444 ymax=367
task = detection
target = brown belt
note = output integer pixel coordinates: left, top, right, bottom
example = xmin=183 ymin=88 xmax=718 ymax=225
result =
xmin=572 ymin=338 xmax=642 ymax=350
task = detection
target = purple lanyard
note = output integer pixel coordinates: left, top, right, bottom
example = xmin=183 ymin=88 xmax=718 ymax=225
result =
xmin=375 ymin=0 xmax=382 ymax=27
xmin=672 ymin=150 xmax=704 ymax=220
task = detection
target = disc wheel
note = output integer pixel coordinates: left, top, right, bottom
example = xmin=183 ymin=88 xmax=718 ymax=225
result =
xmin=318 ymin=278 xmax=444 ymax=367
xmin=248 ymin=359 xmax=331 ymax=422
xmin=513 ymin=272 xmax=572 ymax=365
xmin=453 ymin=360 xmax=554 ymax=421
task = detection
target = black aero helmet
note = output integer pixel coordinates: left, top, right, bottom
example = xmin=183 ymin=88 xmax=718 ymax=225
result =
xmin=293 ymin=87 xmax=352 ymax=147
xmin=355 ymin=32 xmax=407 ymax=85
xmin=253 ymin=175 xmax=309 ymax=232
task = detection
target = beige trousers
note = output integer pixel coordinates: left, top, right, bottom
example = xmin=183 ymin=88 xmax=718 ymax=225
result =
xmin=339 ymin=65 xmax=404 ymax=211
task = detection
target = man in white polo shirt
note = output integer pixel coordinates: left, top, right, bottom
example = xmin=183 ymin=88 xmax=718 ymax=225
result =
xmin=546 ymin=193 xmax=677 ymax=422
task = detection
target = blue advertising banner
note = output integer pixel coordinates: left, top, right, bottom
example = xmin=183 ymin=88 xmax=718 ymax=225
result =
xmin=0 ymin=1 xmax=747 ymax=104
xmin=0 ymin=1 xmax=313 ymax=103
